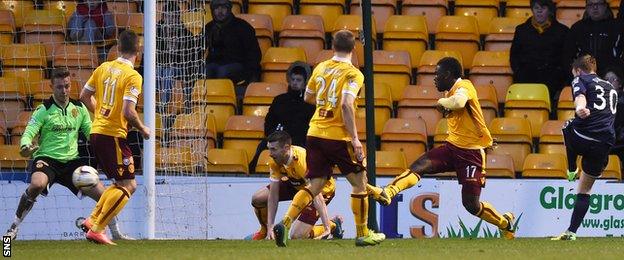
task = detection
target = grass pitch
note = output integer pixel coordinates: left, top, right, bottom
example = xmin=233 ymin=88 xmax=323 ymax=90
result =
xmin=10 ymin=238 xmax=624 ymax=259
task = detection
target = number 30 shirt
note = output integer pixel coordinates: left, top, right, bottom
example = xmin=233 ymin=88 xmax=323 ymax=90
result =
xmin=85 ymin=57 xmax=143 ymax=138
xmin=570 ymin=74 xmax=617 ymax=145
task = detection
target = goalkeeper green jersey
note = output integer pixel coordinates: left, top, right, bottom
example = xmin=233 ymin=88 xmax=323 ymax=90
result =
xmin=20 ymin=97 xmax=92 ymax=163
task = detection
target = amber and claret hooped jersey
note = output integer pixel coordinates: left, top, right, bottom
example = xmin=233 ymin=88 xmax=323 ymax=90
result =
xmin=85 ymin=57 xmax=143 ymax=138
xmin=306 ymin=57 xmax=364 ymax=141
xmin=445 ymin=79 xmax=493 ymax=149
xmin=269 ymin=145 xmax=336 ymax=195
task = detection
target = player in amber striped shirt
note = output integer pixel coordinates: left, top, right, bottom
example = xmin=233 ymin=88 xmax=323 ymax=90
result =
xmin=369 ymin=57 xmax=516 ymax=240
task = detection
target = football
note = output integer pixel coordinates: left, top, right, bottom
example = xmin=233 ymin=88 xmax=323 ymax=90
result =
xmin=72 ymin=166 xmax=100 ymax=189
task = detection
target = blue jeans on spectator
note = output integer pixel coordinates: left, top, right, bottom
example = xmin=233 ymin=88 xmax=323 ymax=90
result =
xmin=156 ymin=66 xmax=180 ymax=112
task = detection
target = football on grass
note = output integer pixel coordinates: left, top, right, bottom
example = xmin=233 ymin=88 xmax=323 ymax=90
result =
xmin=72 ymin=166 xmax=99 ymax=188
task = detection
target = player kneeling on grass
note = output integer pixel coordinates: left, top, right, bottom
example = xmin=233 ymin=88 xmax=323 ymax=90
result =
xmin=4 ymin=68 xmax=131 ymax=241
xmin=248 ymin=131 xmax=344 ymax=240
xmin=367 ymin=57 xmax=516 ymax=239
xmin=552 ymin=55 xmax=618 ymax=241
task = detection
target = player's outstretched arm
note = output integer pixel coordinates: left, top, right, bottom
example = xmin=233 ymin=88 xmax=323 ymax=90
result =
xmin=266 ymin=180 xmax=280 ymax=239
xmin=122 ymin=100 xmax=150 ymax=139
xmin=311 ymin=193 xmax=331 ymax=239
xmin=79 ymin=87 xmax=97 ymax=113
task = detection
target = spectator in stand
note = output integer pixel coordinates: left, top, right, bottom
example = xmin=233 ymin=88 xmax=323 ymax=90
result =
xmin=602 ymin=67 xmax=624 ymax=169
xmin=510 ymin=0 xmax=569 ymax=103
xmin=563 ymin=0 xmax=624 ymax=79
xmin=203 ymin=0 xmax=261 ymax=86
xmin=68 ymin=0 xmax=115 ymax=62
xmin=248 ymin=62 xmax=315 ymax=174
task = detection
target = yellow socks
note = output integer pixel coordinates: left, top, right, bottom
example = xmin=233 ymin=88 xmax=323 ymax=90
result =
xmin=283 ymin=188 xmax=313 ymax=229
xmin=90 ymin=185 xmax=130 ymax=233
xmin=309 ymin=221 xmax=336 ymax=238
xmin=253 ymin=206 xmax=268 ymax=234
xmin=476 ymin=201 xmax=509 ymax=230
xmin=385 ymin=169 xmax=421 ymax=198
xmin=351 ymin=193 xmax=369 ymax=237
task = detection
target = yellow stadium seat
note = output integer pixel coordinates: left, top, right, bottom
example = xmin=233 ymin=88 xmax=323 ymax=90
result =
xmin=237 ymin=14 xmax=274 ymax=56
xmin=557 ymin=86 xmax=575 ymax=120
xmin=485 ymin=17 xmax=525 ymax=51
xmin=522 ymin=153 xmax=567 ymax=179
xmin=1 ymin=68 xmax=44 ymax=97
xmin=350 ymin=0 xmax=397 ymax=33
xmin=332 ymin=15 xmax=377 ymax=66
xmin=489 ymin=117 xmax=533 ymax=170
xmin=180 ymin=11 xmax=208 ymax=36
xmin=248 ymin=0 xmax=293 ymax=32
xmin=243 ymin=82 xmax=288 ymax=116
xmin=601 ymin=155 xmax=622 ymax=181
xmin=192 ymin=79 xmax=237 ymax=133
xmin=435 ymin=15 xmax=480 ymax=68
xmin=401 ymin=0 xmax=448 ymax=34
xmin=433 ymin=118 xmax=448 ymax=147
xmin=504 ymin=83 xmax=550 ymax=137
xmin=373 ymin=50 xmax=412 ymax=100
xmin=469 ymin=51 xmax=512 ymax=104
xmin=299 ymin=0 xmax=345 ymax=33
xmin=0 ymin=111 xmax=5 ymax=144
xmin=376 ymin=150 xmax=408 ymax=176
xmin=155 ymin=147 xmax=196 ymax=173
xmin=538 ymin=120 xmax=566 ymax=155
xmin=314 ymin=49 xmax=359 ymax=67
xmin=254 ymin=149 xmax=272 ymax=174
xmin=0 ymin=0 xmax=35 ymax=29
xmin=261 ymin=47 xmax=307 ymax=84
xmin=381 ymin=118 xmax=428 ymax=164
xmin=556 ymin=0 xmax=585 ymax=21
xmin=357 ymin=82 xmax=393 ymax=135
xmin=475 ymin=85 xmax=498 ymax=125
xmin=8 ymin=111 xmax=30 ymax=144
xmin=454 ymin=0 xmax=500 ymax=35
xmin=0 ymin=9 xmax=14 ymax=44
xmin=278 ymin=15 xmax=325 ymax=63
xmin=0 ymin=77 xmax=27 ymax=134
xmin=43 ymin=1 xmax=76 ymax=18
xmin=223 ymin=115 xmax=265 ymax=159
xmin=0 ymin=144 xmax=28 ymax=169
xmin=382 ymin=15 xmax=428 ymax=70
xmin=397 ymin=85 xmax=444 ymax=136
xmin=53 ymin=44 xmax=98 ymax=87
xmin=416 ymin=50 xmax=462 ymax=87
xmin=108 ymin=1 xmax=138 ymax=14
xmin=170 ymin=112 xmax=217 ymax=150
xmin=115 ymin=12 xmax=143 ymax=34
xmin=18 ymin=9 xmax=65 ymax=61
xmin=505 ymin=0 xmax=532 ymax=18
xmin=0 ymin=43 xmax=46 ymax=67
xmin=205 ymin=148 xmax=249 ymax=174
xmin=485 ymin=154 xmax=515 ymax=178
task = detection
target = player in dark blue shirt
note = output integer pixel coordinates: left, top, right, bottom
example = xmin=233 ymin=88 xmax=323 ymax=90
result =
xmin=553 ymin=55 xmax=618 ymax=241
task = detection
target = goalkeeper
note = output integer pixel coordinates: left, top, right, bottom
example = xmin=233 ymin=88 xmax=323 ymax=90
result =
xmin=4 ymin=68 xmax=130 ymax=240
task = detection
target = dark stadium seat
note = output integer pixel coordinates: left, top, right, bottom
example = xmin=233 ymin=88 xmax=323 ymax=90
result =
xmin=0 ymin=10 xmax=15 ymax=44
xmin=381 ymin=118 xmax=428 ymax=164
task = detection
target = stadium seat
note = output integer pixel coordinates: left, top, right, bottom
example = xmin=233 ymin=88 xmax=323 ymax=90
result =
xmin=380 ymin=118 xmax=428 ymax=164
xmin=243 ymin=82 xmax=288 ymax=116
xmin=504 ymin=83 xmax=551 ymax=137
xmin=299 ymin=0 xmax=346 ymax=33
xmin=416 ymin=50 xmax=462 ymax=87
xmin=223 ymin=115 xmax=265 ymax=159
xmin=248 ymin=0 xmax=293 ymax=32
xmin=237 ymin=14 xmax=274 ymax=56
xmin=601 ymin=155 xmax=622 ymax=181
xmin=433 ymin=118 xmax=448 ymax=148
xmin=278 ymin=15 xmax=325 ymax=62
xmin=115 ymin=12 xmax=143 ymax=34
xmin=397 ymin=85 xmax=444 ymax=137
xmin=354 ymin=116 xmax=369 ymax=153
xmin=489 ymin=117 xmax=533 ymax=170
xmin=454 ymin=0 xmax=500 ymax=35
xmin=485 ymin=154 xmax=515 ymax=178
xmin=53 ymin=44 xmax=98 ymax=87
xmin=8 ymin=111 xmax=31 ymax=144
xmin=205 ymin=148 xmax=249 ymax=174
xmin=469 ymin=51 xmax=513 ymax=104
xmin=475 ymin=85 xmax=499 ymax=125
xmin=349 ymin=0 xmax=397 ymax=33
xmin=400 ymin=0 xmax=448 ymax=34
xmin=372 ymin=50 xmax=412 ymax=100
xmin=43 ymin=0 xmax=77 ymax=18
xmin=538 ymin=120 xmax=566 ymax=155
xmin=522 ymin=153 xmax=567 ymax=179
xmin=435 ymin=16 xmax=480 ymax=68
xmin=261 ymin=47 xmax=307 ymax=84
xmin=170 ymin=112 xmax=217 ymax=151
xmin=0 ymin=77 xmax=27 ymax=133
xmin=356 ymin=82 xmax=393 ymax=135
xmin=192 ymin=79 xmax=237 ymax=133
xmin=505 ymin=0 xmax=532 ymax=18
xmin=375 ymin=150 xmax=408 ymax=176
xmin=0 ymin=0 xmax=36 ymax=28
xmin=0 ymin=111 xmax=6 ymax=144
xmin=484 ymin=17 xmax=525 ymax=51
xmin=107 ymin=1 xmax=139 ymax=14
xmin=1 ymin=68 xmax=45 ymax=98
xmin=0 ymin=43 xmax=46 ymax=67
xmin=181 ymin=11 xmax=209 ymax=36
xmin=382 ymin=15 xmax=428 ymax=70
xmin=18 ymin=9 xmax=65 ymax=62
xmin=556 ymin=0 xmax=585 ymax=21
xmin=314 ymin=49 xmax=359 ymax=67
xmin=0 ymin=144 xmax=28 ymax=169
xmin=557 ymin=86 xmax=575 ymax=120
xmin=254 ymin=149 xmax=272 ymax=174
xmin=0 ymin=10 xmax=15 ymax=44
xmin=332 ymin=15 xmax=376 ymax=66
xmin=155 ymin=147 xmax=196 ymax=173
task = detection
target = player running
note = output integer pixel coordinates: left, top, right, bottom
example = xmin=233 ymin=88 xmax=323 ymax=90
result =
xmin=368 ymin=57 xmax=516 ymax=239
xmin=77 ymin=30 xmax=150 ymax=245
xmin=4 ymin=68 xmax=130 ymax=240
xmin=552 ymin=55 xmax=618 ymax=240
xmin=248 ymin=131 xmax=343 ymax=240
